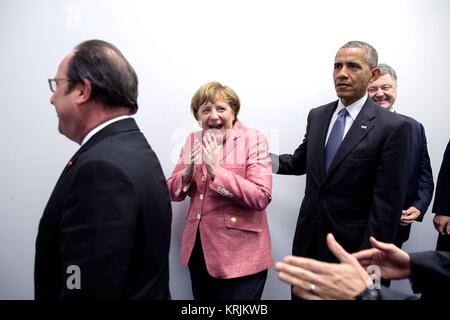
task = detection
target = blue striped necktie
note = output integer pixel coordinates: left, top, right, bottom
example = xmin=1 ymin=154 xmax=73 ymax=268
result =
xmin=325 ymin=108 xmax=349 ymax=170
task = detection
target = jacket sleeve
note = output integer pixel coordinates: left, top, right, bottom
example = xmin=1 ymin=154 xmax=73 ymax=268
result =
xmin=410 ymin=251 xmax=450 ymax=294
xmin=210 ymin=131 xmax=272 ymax=211
xmin=166 ymin=133 xmax=199 ymax=202
xmin=432 ymin=140 xmax=450 ymax=216
xmin=412 ymin=123 xmax=434 ymax=220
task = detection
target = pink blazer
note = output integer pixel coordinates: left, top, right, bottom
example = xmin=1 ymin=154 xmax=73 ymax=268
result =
xmin=167 ymin=121 xmax=273 ymax=279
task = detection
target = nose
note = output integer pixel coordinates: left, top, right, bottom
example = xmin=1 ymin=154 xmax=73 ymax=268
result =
xmin=336 ymin=67 xmax=348 ymax=79
xmin=210 ymin=109 xmax=219 ymax=119
xmin=375 ymin=87 xmax=384 ymax=97
xmin=50 ymin=93 xmax=55 ymax=105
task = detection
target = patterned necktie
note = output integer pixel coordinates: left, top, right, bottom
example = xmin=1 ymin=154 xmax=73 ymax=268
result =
xmin=325 ymin=108 xmax=349 ymax=171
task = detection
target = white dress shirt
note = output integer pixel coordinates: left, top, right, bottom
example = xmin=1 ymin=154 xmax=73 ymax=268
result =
xmin=325 ymin=95 xmax=368 ymax=146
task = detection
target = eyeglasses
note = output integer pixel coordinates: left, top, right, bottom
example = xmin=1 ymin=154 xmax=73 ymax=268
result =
xmin=48 ymin=78 xmax=71 ymax=93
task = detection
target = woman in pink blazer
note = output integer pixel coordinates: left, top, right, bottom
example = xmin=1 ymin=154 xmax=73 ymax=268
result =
xmin=167 ymin=81 xmax=273 ymax=300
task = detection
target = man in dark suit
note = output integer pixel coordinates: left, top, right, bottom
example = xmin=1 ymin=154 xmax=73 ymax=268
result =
xmin=275 ymin=233 xmax=450 ymax=300
xmin=35 ymin=40 xmax=172 ymax=299
xmin=272 ymin=41 xmax=411 ymax=265
xmin=368 ymin=63 xmax=434 ymax=248
xmin=433 ymin=140 xmax=450 ymax=251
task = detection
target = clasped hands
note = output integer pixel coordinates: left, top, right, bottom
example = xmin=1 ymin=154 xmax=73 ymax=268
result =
xmin=182 ymin=132 xmax=222 ymax=183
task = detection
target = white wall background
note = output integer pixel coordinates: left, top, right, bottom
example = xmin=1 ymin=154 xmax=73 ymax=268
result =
xmin=0 ymin=0 xmax=449 ymax=299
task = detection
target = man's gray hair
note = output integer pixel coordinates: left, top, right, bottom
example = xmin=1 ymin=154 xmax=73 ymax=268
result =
xmin=378 ymin=63 xmax=398 ymax=82
xmin=341 ymin=41 xmax=378 ymax=69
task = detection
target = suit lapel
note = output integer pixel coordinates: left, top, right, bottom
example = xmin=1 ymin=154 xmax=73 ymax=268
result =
xmin=324 ymin=99 xmax=376 ymax=179
xmin=316 ymin=103 xmax=337 ymax=180
xmin=221 ymin=121 xmax=243 ymax=163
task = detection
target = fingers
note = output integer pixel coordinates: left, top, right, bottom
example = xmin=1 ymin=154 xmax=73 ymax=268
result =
xmin=347 ymin=238 xmax=394 ymax=268
xmin=433 ymin=216 xmax=450 ymax=235
xmin=202 ymin=135 xmax=213 ymax=154
xmin=275 ymin=261 xmax=323 ymax=300
xmin=364 ymin=236 xmax=401 ymax=259
xmin=282 ymin=255 xmax=333 ymax=276
xmin=433 ymin=217 xmax=442 ymax=233
xmin=402 ymin=207 xmax=413 ymax=215
xmin=401 ymin=207 xmax=420 ymax=222
xmin=191 ymin=141 xmax=202 ymax=164
xmin=326 ymin=233 xmax=354 ymax=264
xmin=400 ymin=215 xmax=415 ymax=225
xmin=352 ymin=248 xmax=380 ymax=267
xmin=275 ymin=260 xmax=323 ymax=300
xmin=202 ymin=133 xmax=222 ymax=164
xmin=440 ymin=222 xmax=450 ymax=235
xmin=203 ymin=132 xmax=218 ymax=148
xmin=275 ymin=259 xmax=321 ymax=287
xmin=202 ymin=133 xmax=221 ymax=154
xmin=368 ymin=236 xmax=396 ymax=252
xmin=292 ymin=285 xmax=322 ymax=300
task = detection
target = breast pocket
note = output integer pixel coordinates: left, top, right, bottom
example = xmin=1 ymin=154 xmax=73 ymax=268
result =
xmin=223 ymin=212 xmax=262 ymax=233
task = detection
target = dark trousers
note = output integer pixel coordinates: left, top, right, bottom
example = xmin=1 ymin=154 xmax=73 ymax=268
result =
xmin=188 ymin=232 xmax=267 ymax=300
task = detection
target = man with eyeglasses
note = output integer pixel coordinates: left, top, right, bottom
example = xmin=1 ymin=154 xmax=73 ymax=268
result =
xmin=35 ymin=40 xmax=172 ymax=299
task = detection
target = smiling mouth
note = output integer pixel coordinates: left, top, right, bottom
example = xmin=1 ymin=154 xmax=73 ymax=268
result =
xmin=208 ymin=124 xmax=223 ymax=129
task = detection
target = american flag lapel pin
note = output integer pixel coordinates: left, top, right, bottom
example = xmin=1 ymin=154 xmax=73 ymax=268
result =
xmin=67 ymin=160 xmax=73 ymax=167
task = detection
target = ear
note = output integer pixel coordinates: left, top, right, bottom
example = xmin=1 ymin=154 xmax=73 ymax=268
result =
xmin=369 ymin=67 xmax=380 ymax=82
xmin=75 ymin=78 xmax=92 ymax=104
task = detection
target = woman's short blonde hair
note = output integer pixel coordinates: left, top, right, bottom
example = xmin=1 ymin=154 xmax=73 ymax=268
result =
xmin=190 ymin=81 xmax=240 ymax=122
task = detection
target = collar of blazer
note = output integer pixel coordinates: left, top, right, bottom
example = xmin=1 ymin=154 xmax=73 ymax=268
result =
xmin=220 ymin=120 xmax=244 ymax=162
xmin=323 ymin=99 xmax=376 ymax=179
xmin=63 ymin=118 xmax=139 ymax=173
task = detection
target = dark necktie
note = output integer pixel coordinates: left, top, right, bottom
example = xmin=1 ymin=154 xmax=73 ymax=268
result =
xmin=325 ymin=108 xmax=349 ymax=170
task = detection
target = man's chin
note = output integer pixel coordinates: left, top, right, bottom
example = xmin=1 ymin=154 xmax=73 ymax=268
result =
xmin=378 ymin=102 xmax=391 ymax=109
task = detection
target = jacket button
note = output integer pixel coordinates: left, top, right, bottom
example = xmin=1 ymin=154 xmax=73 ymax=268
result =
xmin=199 ymin=194 xmax=204 ymax=200
xmin=196 ymin=213 xmax=201 ymax=220
xmin=230 ymin=217 xmax=237 ymax=222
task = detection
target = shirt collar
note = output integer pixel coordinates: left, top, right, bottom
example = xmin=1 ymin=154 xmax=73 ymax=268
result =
xmin=81 ymin=115 xmax=131 ymax=146
xmin=337 ymin=94 xmax=368 ymax=120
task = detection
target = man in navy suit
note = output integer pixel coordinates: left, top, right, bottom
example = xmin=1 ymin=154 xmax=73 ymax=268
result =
xmin=368 ymin=63 xmax=434 ymax=248
xmin=433 ymin=140 xmax=450 ymax=251
xmin=272 ymin=41 xmax=411 ymax=267
xmin=35 ymin=40 xmax=172 ymax=299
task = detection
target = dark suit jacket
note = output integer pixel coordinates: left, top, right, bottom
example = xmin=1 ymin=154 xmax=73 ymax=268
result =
xmin=395 ymin=115 xmax=434 ymax=246
xmin=433 ymin=140 xmax=450 ymax=251
xmin=274 ymin=98 xmax=411 ymax=261
xmin=35 ymin=118 xmax=172 ymax=299
xmin=410 ymin=251 xmax=450 ymax=299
